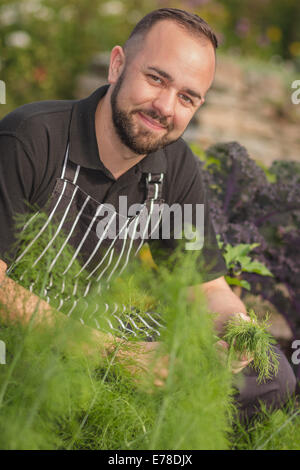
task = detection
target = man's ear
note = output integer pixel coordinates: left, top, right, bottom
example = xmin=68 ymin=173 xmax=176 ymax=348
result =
xmin=108 ymin=46 xmax=126 ymax=84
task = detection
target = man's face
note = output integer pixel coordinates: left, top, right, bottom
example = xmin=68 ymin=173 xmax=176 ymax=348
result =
xmin=110 ymin=20 xmax=216 ymax=155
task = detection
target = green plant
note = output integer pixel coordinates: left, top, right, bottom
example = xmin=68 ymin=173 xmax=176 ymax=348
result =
xmin=223 ymin=310 xmax=280 ymax=383
xmin=193 ymin=141 xmax=300 ymax=382
xmin=0 ymin=209 xmax=234 ymax=449
xmin=231 ymin=400 xmax=300 ymax=450
xmin=217 ymin=236 xmax=273 ymax=291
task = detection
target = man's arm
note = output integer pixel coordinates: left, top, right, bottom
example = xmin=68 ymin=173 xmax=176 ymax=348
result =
xmin=199 ymin=275 xmax=247 ymax=336
xmin=0 ymin=259 xmax=167 ymax=383
xmin=189 ymin=275 xmax=253 ymax=373
xmin=0 ymin=259 xmax=116 ymax=349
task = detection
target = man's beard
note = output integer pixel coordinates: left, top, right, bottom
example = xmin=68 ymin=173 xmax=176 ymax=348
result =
xmin=110 ymin=70 xmax=177 ymax=155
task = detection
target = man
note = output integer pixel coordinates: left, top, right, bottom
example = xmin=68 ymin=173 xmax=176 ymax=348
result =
xmin=0 ymin=8 xmax=296 ymax=422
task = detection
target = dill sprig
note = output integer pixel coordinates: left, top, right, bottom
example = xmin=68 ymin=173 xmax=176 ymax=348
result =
xmin=223 ymin=310 xmax=280 ymax=383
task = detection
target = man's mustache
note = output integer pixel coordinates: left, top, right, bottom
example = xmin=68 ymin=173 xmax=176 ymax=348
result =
xmin=133 ymin=109 xmax=173 ymax=131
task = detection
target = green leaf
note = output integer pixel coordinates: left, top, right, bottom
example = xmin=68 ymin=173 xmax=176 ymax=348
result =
xmin=225 ymin=276 xmax=251 ymax=291
xmin=216 ymin=234 xmax=223 ymax=250
xmin=256 ymin=160 xmax=277 ymax=183
xmin=224 ymin=244 xmax=260 ymax=264
xmin=204 ymin=156 xmax=222 ymax=169
xmin=190 ymin=143 xmax=206 ymax=162
xmin=222 ymin=242 xmax=272 ymax=278
xmin=242 ymin=261 xmax=273 ymax=276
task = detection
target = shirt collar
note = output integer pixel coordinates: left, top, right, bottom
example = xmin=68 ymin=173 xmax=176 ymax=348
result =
xmin=68 ymin=85 xmax=167 ymax=179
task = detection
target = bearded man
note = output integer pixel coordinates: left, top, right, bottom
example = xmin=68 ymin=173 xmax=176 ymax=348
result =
xmin=0 ymin=8 xmax=296 ymax=422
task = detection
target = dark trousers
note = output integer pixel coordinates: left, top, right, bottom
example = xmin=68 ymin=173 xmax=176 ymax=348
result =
xmin=232 ymin=346 xmax=297 ymax=423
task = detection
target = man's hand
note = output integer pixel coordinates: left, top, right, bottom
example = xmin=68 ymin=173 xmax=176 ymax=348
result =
xmin=195 ymin=276 xmax=251 ymax=336
xmin=114 ymin=340 xmax=169 ymax=388
xmin=216 ymin=312 xmax=254 ymax=374
xmin=216 ymin=339 xmax=254 ymax=374
xmin=0 ymin=260 xmax=168 ymax=389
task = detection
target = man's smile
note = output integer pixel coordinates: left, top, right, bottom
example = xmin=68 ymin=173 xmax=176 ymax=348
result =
xmin=136 ymin=111 xmax=168 ymax=131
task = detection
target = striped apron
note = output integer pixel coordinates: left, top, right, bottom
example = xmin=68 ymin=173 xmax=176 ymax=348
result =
xmin=7 ymin=142 xmax=166 ymax=340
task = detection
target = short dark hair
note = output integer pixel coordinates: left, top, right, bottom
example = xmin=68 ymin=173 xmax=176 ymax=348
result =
xmin=125 ymin=8 xmax=218 ymax=51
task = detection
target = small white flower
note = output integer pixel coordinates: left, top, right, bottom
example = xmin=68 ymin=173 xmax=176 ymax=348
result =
xmin=100 ymin=1 xmax=125 ymax=16
xmin=21 ymin=0 xmax=53 ymax=21
xmin=34 ymin=6 xmax=53 ymax=21
xmin=6 ymin=31 xmax=31 ymax=48
xmin=0 ymin=5 xmax=19 ymax=26
xmin=59 ymin=6 xmax=75 ymax=21
xmin=22 ymin=0 xmax=42 ymax=16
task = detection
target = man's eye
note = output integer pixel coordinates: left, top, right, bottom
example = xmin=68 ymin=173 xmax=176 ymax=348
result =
xmin=179 ymin=94 xmax=193 ymax=105
xmin=148 ymin=74 xmax=162 ymax=84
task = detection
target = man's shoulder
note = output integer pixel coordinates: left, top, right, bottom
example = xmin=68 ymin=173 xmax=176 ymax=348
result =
xmin=160 ymin=138 xmax=206 ymax=205
xmin=0 ymin=98 xmax=76 ymax=140
xmin=163 ymin=137 xmax=200 ymax=173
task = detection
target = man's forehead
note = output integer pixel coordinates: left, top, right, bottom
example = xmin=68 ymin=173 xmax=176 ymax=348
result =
xmin=132 ymin=21 xmax=215 ymax=69
xmin=144 ymin=20 xmax=194 ymax=40
xmin=139 ymin=20 xmax=212 ymax=52
xmin=129 ymin=21 xmax=216 ymax=95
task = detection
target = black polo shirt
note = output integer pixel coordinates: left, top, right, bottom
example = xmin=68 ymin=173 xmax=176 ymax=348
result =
xmin=0 ymin=85 xmax=226 ymax=282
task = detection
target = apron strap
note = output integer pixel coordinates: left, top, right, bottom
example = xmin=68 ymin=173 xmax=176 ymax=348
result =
xmin=61 ymin=142 xmax=80 ymax=184
xmin=144 ymin=172 xmax=165 ymax=204
xmin=64 ymin=161 xmax=81 ymax=184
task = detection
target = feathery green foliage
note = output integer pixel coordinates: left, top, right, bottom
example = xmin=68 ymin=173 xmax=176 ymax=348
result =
xmin=0 ymin=209 xmax=234 ymax=449
xmin=132 ymin=254 xmax=235 ymax=450
xmin=231 ymin=400 xmax=300 ymax=450
xmin=223 ymin=310 xmax=280 ymax=384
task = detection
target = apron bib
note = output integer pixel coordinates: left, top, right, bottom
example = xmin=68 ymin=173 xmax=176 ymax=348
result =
xmin=7 ymin=143 xmax=166 ymax=340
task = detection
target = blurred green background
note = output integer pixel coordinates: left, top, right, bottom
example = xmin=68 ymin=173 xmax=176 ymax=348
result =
xmin=0 ymin=0 xmax=299 ymax=117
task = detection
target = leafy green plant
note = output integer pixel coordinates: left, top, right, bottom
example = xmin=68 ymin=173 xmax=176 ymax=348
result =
xmin=139 ymin=252 xmax=234 ymax=450
xmin=193 ymin=141 xmax=300 ymax=381
xmin=216 ymin=236 xmax=273 ymax=291
xmin=223 ymin=310 xmax=280 ymax=383
xmin=231 ymin=400 xmax=300 ymax=450
xmin=0 ymin=209 xmax=234 ymax=449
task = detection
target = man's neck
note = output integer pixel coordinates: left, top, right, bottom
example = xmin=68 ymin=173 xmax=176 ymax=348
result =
xmin=95 ymin=92 xmax=146 ymax=180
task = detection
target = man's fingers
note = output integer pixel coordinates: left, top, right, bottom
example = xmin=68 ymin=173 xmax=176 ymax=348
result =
xmin=154 ymin=378 xmax=165 ymax=387
xmin=159 ymin=367 xmax=169 ymax=379
xmin=215 ymin=338 xmax=254 ymax=374
xmin=231 ymin=355 xmax=254 ymax=374
xmin=232 ymin=312 xmax=251 ymax=323
xmin=232 ymin=355 xmax=254 ymax=374
xmin=117 ymin=341 xmax=169 ymax=388
xmin=152 ymin=353 xmax=169 ymax=387
xmin=216 ymin=339 xmax=229 ymax=350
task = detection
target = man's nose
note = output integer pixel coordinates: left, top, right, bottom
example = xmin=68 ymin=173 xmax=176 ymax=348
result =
xmin=152 ymin=89 xmax=176 ymax=118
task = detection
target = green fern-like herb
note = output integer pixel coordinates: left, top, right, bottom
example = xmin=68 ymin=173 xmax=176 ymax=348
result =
xmin=223 ymin=310 xmax=280 ymax=384
xmin=0 ymin=214 xmax=234 ymax=450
